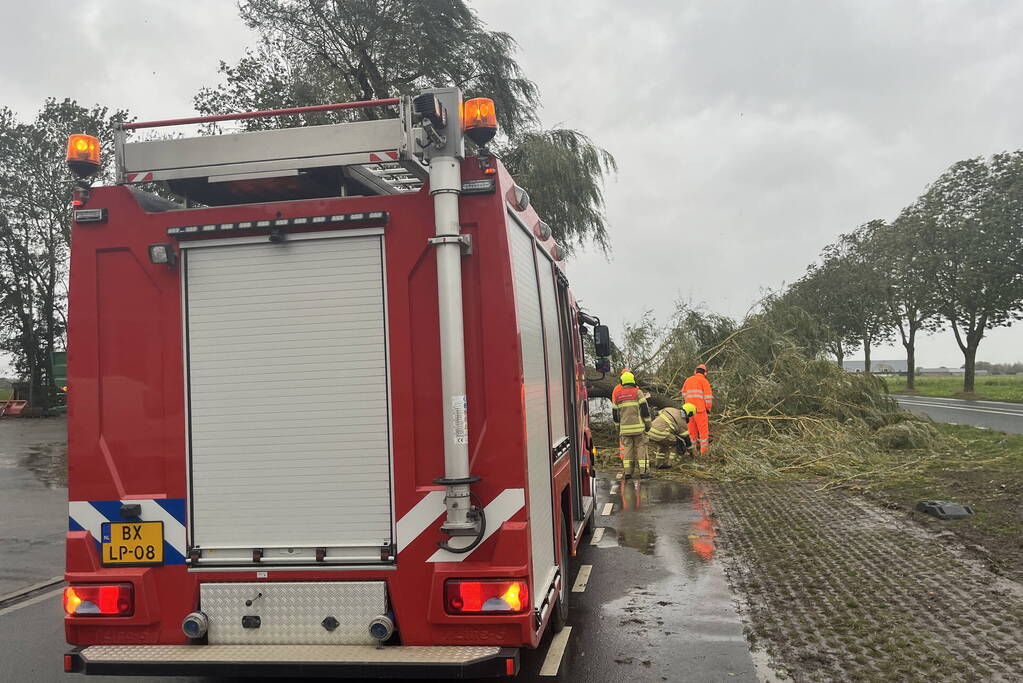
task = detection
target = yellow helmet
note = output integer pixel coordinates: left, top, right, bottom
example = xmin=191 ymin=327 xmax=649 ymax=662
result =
xmin=682 ymin=402 xmax=697 ymax=419
xmin=620 ymin=371 xmax=636 ymax=385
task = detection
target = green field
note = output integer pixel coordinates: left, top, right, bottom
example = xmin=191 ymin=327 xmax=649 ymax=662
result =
xmin=883 ymin=374 xmax=1023 ymax=403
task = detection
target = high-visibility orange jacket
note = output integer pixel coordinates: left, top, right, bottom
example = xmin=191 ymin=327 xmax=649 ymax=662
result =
xmin=681 ymin=373 xmax=714 ymax=412
xmin=611 ymin=383 xmax=651 ymax=436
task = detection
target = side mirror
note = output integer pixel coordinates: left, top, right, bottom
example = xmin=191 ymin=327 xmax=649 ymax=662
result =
xmin=594 ymin=325 xmax=611 ymax=359
xmin=595 ymin=357 xmax=611 ymax=373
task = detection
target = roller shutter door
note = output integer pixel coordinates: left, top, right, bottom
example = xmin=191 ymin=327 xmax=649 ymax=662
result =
xmin=184 ymin=233 xmax=392 ymax=564
xmin=508 ymin=213 xmax=557 ymax=607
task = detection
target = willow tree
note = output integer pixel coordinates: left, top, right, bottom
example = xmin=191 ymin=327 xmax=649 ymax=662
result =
xmin=195 ymin=0 xmax=616 ymax=252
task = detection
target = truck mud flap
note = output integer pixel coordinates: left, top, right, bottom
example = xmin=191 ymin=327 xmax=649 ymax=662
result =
xmin=66 ymin=644 xmax=519 ymax=679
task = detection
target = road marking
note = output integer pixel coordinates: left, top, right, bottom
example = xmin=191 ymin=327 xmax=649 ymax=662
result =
xmin=572 ymin=564 xmax=592 ymax=592
xmin=609 ymin=484 xmax=619 ymax=494
xmin=897 ymin=399 xmax=1023 ymax=417
xmin=539 ymin=626 xmax=572 ymax=676
xmin=0 ymin=587 xmax=63 ymax=617
xmin=0 ymin=576 xmax=63 ymax=605
xmin=895 ymin=394 xmax=1023 ymax=409
xmin=590 ymin=527 xmax=605 ymax=545
xmin=601 ymin=502 xmax=614 ymax=516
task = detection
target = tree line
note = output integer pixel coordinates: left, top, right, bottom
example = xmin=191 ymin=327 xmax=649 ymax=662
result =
xmin=0 ymin=1 xmax=615 ymax=408
xmin=783 ymin=153 xmax=1023 ymax=393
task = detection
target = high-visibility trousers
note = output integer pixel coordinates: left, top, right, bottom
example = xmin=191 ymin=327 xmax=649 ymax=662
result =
xmin=620 ymin=434 xmax=648 ymax=473
xmin=647 ymin=436 xmax=672 ymax=467
xmin=689 ymin=412 xmax=710 ymax=453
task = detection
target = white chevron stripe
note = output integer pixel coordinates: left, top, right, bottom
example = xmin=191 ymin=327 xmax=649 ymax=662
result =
xmin=395 ymin=490 xmax=445 ymax=553
xmin=68 ymin=501 xmax=108 ymax=543
xmin=428 ymin=488 xmax=525 ymax=563
xmin=126 ymin=499 xmax=187 ymax=555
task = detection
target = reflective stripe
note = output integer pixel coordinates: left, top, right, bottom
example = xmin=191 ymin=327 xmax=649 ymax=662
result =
xmin=616 ymin=400 xmax=641 ymax=407
xmin=620 ymin=424 xmax=646 ymax=435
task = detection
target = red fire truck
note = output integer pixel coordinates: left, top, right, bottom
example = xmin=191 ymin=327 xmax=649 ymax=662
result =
xmin=62 ymin=88 xmax=612 ymax=678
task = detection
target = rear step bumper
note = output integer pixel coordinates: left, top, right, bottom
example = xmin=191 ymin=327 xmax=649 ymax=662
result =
xmin=66 ymin=644 xmax=519 ymax=679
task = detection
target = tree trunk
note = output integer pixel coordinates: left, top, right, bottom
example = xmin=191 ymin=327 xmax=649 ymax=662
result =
xmin=585 ymin=368 xmax=677 ymax=409
xmin=863 ymin=337 xmax=872 ymax=373
xmin=962 ymin=344 xmax=978 ymax=393
xmin=904 ymin=339 xmax=916 ymax=391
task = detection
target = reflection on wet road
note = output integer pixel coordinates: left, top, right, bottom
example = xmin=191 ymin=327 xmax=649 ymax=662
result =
xmin=0 ymin=418 xmax=68 ymax=598
xmin=571 ymin=476 xmax=756 ymax=682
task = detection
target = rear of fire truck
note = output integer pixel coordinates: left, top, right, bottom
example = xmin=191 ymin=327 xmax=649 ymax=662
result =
xmin=61 ymin=88 xmax=606 ymax=678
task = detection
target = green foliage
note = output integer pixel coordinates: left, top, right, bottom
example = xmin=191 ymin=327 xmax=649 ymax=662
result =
xmin=0 ymin=99 xmax=128 ymax=405
xmin=914 ymin=153 xmax=1023 ymax=390
xmin=498 ymin=128 xmax=616 ymax=252
xmin=194 ymin=0 xmax=616 ymax=251
xmin=785 ymin=259 xmax=859 ymax=365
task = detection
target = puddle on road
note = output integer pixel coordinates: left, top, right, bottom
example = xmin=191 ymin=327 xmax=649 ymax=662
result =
xmin=0 ymin=419 xmax=69 ymax=489
xmin=594 ymin=475 xmax=756 ymax=679
xmin=18 ymin=442 xmax=68 ymax=488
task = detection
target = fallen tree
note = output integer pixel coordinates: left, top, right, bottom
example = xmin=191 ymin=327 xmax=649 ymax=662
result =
xmin=587 ymin=299 xmax=949 ymax=486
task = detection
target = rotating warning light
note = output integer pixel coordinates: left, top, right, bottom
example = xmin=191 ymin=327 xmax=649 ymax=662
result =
xmin=66 ymin=134 xmax=101 ymax=178
xmin=463 ymin=98 xmax=497 ymax=147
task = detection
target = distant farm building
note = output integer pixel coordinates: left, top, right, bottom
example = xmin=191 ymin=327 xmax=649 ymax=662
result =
xmin=917 ymin=367 xmax=989 ymax=376
xmin=842 ymin=360 xmax=907 ymax=374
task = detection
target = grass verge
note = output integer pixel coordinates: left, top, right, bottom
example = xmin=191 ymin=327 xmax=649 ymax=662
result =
xmin=865 ymin=423 xmax=1023 ymax=582
xmin=883 ymin=374 xmax=1023 ymax=403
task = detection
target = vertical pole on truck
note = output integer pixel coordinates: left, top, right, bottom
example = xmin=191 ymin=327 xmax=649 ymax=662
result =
xmin=420 ymin=87 xmax=480 ymax=539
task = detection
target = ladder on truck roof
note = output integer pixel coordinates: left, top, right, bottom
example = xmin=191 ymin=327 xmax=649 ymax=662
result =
xmin=114 ymin=98 xmax=428 ymax=205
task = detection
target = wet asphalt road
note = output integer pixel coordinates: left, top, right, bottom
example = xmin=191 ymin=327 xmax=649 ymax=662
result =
xmin=0 ymin=417 xmax=757 ymax=682
xmin=0 ymin=417 xmax=67 ymax=599
xmin=894 ymin=394 xmax=1023 ymax=434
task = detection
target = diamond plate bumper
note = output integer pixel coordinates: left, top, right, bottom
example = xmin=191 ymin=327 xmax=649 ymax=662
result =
xmin=66 ymin=644 xmax=519 ymax=678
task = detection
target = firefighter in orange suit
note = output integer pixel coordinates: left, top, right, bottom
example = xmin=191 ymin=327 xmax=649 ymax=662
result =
xmin=681 ymin=364 xmax=714 ymax=454
xmin=611 ymin=370 xmax=651 ymax=479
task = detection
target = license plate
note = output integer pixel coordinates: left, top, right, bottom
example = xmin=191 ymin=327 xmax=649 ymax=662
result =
xmin=101 ymin=521 xmax=164 ymax=566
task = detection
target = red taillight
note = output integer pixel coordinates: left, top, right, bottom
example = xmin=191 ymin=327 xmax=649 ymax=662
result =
xmin=63 ymin=584 xmax=133 ymax=616
xmin=444 ymin=579 xmax=528 ymax=614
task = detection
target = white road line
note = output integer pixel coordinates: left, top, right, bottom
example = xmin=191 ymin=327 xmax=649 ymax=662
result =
xmin=0 ymin=587 xmax=63 ymax=617
xmin=0 ymin=576 xmax=63 ymax=604
xmin=895 ymin=394 xmax=1023 ymax=409
xmin=896 ymin=400 xmax=1023 ymax=417
xmin=609 ymin=484 xmax=619 ymax=494
xmin=539 ymin=626 xmax=572 ymax=676
xmin=601 ymin=502 xmax=614 ymax=516
xmin=590 ymin=527 xmax=605 ymax=545
xmin=572 ymin=565 xmax=592 ymax=593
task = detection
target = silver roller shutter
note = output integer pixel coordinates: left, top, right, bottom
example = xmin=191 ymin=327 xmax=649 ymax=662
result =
xmin=507 ymin=212 xmax=557 ymax=607
xmin=183 ymin=232 xmax=392 ymax=565
xmin=536 ymin=255 xmax=567 ymax=444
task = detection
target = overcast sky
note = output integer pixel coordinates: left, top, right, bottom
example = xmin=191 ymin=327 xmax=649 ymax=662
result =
xmin=1 ymin=0 xmax=1021 ymax=375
